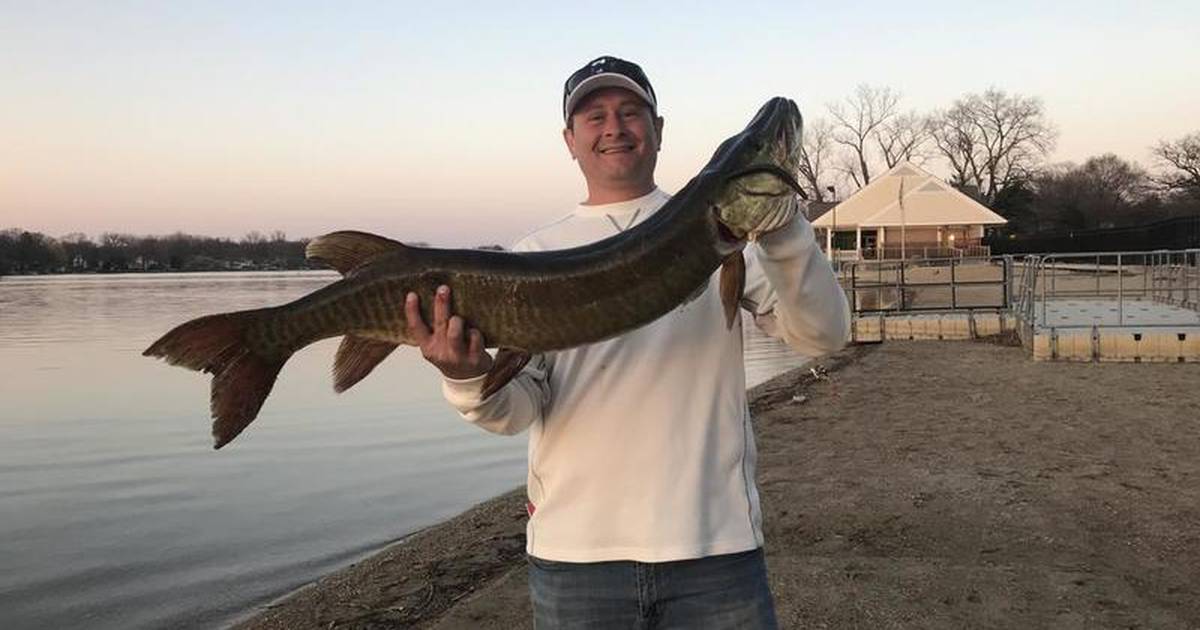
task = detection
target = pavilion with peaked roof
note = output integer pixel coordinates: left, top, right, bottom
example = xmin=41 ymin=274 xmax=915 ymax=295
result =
xmin=811 ymin=161 xmax=1007 ymax=260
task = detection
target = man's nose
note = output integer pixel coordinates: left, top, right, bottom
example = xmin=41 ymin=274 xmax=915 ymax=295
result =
xmin=601 ymin=112 xmax=626 ymax=136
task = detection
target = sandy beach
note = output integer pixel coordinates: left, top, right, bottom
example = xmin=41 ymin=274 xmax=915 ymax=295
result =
xmin=237 ymin=339 xmax=1200 ymax=629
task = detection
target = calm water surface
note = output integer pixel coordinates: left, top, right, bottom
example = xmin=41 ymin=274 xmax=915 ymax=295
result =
xmin=0 ymin=272 xmax=807 ymax=629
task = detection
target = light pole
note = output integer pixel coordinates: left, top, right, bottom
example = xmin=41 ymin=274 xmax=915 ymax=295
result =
xmin=827 ymin=186 xmax=837 ymax=262
xmin=899 ymin=177 xmax=907 ymax=261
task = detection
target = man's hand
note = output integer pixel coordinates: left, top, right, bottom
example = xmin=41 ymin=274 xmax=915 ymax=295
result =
xmin=406 ymin=285 xmax=494 ymax=380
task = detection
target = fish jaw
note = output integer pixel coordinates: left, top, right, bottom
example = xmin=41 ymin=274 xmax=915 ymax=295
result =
xmin=709 ymin=98 xmax=805 ymax=241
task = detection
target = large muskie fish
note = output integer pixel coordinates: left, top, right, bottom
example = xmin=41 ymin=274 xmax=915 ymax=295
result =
xmin=145 ymin=97 xmax=806 ymax=448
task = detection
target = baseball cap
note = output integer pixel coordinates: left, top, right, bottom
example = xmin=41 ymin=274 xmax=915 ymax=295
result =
xmin=562 ymin=56 xmax=657 ymax=122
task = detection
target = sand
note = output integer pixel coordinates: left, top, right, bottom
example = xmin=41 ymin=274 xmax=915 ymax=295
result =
xmin=237 ymin=339 xmax=1200 ymax=629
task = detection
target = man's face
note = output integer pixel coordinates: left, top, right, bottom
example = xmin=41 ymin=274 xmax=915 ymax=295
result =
xmin=563 ymin=87 xmax=664 ymax=193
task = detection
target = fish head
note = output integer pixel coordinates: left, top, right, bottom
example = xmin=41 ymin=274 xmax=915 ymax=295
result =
xmin=707 ymin=97 xmax=805 ymax=248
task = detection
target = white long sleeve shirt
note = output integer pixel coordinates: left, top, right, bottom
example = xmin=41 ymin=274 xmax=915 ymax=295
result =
xmin=442 ymin=188 xmax=849 ymax=563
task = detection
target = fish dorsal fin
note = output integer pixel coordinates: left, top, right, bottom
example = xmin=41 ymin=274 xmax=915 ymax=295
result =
xmin=306 ymin=230 xmax=408 ymax=276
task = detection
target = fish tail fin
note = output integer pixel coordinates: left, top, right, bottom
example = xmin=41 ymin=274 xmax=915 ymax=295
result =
xmin=143 ymin=309 xmax=288 ymax=449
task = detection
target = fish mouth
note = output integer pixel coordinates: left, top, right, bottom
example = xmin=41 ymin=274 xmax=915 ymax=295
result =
xmin=711 ymin=208 xmax=750 ymax=256
xmin=726 ymin=164 xmax=804 ymax=197
xmin=713 ymin=208 xmax=741 ymax=246
xmin=744 ymin=97 xmax=801 ymax=176
xmin=706 ymin=99 xmax=806 ymax=246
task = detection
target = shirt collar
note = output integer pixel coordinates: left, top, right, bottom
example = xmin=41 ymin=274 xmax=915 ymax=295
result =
xmin=573 ymin=187 xmax=668 ymax=218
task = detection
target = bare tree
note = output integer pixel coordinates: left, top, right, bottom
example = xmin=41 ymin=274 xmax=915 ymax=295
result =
xmin=1152 ymin=132 xmax=1200 ymax=196
xmin=876 ymin=111 xmax=930 ymax=168
xmin=101 ymin=232 xmax=131 ymax=249
xmin=927 ymin=103 xmax=977 ymax=190
xmin=827 ymin=84 xmax=899 ymax=188
xmin=834 ymin=153 xmax=865 ymax=191
xmin=929 ymin=88 xmax=1056 ymax=206
xmin=797 ymin=117 xmax=835 ymax=202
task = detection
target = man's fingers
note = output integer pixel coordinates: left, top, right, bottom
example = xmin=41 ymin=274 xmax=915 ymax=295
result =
xmin=405 ymin=292 xmax=430 ymax=343
xmin=446 ymin=315 xmax=466 ymax=352
xmin=407 ymin=285 xmax=489 ymax=379
xmin=467 ymin=328 xmax=484 ymax=358
xmin=432 ymin=285 xmax=450 ymax=330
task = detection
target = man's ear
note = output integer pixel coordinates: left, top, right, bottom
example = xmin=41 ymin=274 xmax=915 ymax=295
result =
xmin=654 ymin=116 xmax=664 ymax=151
xmin=562 ymin=127 xmax=578 ymax=160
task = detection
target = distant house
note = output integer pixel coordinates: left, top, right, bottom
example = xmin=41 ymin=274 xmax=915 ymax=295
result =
xmin=810 ymin=161 xmax=1007 ymax=260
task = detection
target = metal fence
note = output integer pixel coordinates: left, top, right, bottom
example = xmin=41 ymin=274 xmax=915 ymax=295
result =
xmin=858 ymin=245 xmax=992 ymax=260
xmin=840 ymin=256 xmax=1013 ymax=314
xmin=841 ymin=248 xmax=1200 ymax=330
xmin=839 ymin=248 xmax=1200 ymax=358
xmin=1010 ymin=249 xmax=1200 ymax=341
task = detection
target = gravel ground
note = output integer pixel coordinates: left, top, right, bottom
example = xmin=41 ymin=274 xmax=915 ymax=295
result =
xmin=237 ymin=339 xmax=1200 ymax=629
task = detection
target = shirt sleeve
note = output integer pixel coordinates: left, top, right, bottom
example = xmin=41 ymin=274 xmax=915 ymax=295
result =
xmin=439 ymin=236 xmax=554 ymax=435
xmin=741 ymin=207 xmax=851 ymax=357
xmin=441 ymin=352 xmax=553 ymax=435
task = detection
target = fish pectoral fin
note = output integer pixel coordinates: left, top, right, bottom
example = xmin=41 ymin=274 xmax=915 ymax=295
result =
xmin=306 ymin=231 xmax=410 ymax=276
xmin=332 ymin=335 xmax=400 ymax=393
xmin=719 ymin=253 xmax=746 ymax=330
xmin=481 ymin=348 xmax=532 ymax=400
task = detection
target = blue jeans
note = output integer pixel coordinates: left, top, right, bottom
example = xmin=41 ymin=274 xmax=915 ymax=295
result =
xmin=527 ymin=548 xmax=778 ymax=629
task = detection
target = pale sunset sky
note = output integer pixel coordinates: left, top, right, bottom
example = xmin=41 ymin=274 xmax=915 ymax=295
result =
xmin=3 ymin=1 xmax=1198 ymax=246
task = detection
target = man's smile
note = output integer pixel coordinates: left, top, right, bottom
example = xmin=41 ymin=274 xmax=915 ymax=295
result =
xmin=598 ymin=144 xmax=635 ymax=154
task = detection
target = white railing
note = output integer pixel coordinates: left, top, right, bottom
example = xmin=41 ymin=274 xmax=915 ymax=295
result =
xmin=1011 ymin=249 xmax=1200 ymax=335
xmin=841 ymin=249 xmax=1200 ymax=352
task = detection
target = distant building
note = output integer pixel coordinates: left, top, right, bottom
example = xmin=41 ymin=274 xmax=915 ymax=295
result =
xmin=804 ymin=200 xmax=837 ymax=223
xmin=810 ymin=161 xmax=1007 ymax=260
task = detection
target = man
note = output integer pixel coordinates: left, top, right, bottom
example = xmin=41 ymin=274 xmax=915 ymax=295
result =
xmin=405 ymin=56 xmax=850 ymax=628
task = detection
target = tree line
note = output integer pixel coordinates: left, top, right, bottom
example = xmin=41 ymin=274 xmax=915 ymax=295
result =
xmin=0 ymin=229 xmax=508 ymax=276
xmin=0 ymin=230 xmax=316 ymax=275
xmin=798 ymin=86 xmax=1200 ymax=235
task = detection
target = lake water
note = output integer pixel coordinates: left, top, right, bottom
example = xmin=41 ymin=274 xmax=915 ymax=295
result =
xmin=0 ymin=272 xmax=808 ymax=629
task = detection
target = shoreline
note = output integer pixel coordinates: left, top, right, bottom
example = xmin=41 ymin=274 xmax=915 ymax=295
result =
xmin=238 ymin=339 xmax=1200 ymax=629
xmin=231 ymin=487 xmax=530 ymax=629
